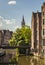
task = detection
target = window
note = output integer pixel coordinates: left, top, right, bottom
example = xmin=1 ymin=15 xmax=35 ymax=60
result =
xmin=43 ymin=19 xmax=45 ymax=25
xmin=43 ymin=12 xmax=45 ymax=16
xmin=43 ymin=29 xmax=45 ymax=35
xmin=43 ymin=39 xmax=45 ymax=46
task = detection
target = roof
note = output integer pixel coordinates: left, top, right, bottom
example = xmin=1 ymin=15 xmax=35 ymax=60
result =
xmin=32 ymin=12 xmax=41 ymax=20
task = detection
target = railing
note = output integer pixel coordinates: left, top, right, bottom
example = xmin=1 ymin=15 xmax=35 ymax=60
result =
xmin=0 ymin=46 xmax=30 ymax=49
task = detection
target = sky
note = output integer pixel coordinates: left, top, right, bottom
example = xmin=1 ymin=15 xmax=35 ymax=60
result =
xmin=0 ymin=0 xmax=45 ymax=31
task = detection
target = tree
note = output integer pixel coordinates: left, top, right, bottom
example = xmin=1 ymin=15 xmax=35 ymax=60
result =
xmin=9 ymin=25 xmax=31 ymax=54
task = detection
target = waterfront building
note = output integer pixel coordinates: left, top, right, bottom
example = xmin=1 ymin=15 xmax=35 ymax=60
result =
xmin=0 ymin=31 xmax=3 ymax=45
xmin=3 ymin=30 xmax=13 ymax=45
xmin=31 ymin=3 xmax=45 ymax=54
xmin=0 ymin=30 xmax=13 ymax=46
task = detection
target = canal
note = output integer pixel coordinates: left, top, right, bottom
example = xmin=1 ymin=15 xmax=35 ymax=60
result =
xmin=0 ymin=49 xmax=45 ymax=65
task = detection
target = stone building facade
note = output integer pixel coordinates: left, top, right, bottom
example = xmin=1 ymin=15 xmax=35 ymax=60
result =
xmin=31 ymin=3 xmax=45 ymax=54
xmin=0 ymin=31 xmax=3 ymax=45
xmin=0 ymin=30 xmax=13 ymax=46
xmin=42 ymin=3 xmax=45 ymax=54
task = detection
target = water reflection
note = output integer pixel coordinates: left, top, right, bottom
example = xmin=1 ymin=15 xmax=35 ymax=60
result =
xmin=0 ymin=49 xmax=45 ymax=65
xmin=0 ymin=49 xmax=17 ymax=65
xmin=18 ymin=56 xmax=45 ymax=65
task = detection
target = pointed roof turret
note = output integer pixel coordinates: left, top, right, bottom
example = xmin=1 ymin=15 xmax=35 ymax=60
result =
xmin=21 ymin=16 xmax=25 ymax=27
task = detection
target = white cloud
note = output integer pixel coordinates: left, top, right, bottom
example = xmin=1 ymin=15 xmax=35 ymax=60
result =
xmin=0 ymin=22 xmax=3 ymax=27
xmin=8 ymin=0 xmax=16 ymax=5
xmin=15 ymin=26 xmax=19 ymax=29
xmin=0 ymin=16 xmax=3 ymax=19
xmin=5 ymin=19 xmax=16 ymax=25
xmin=5 ymin=20 xmax=11 ymax=24
xmin=0 ymin=16 xmax=16 ymax=31
xmin=0 ymin=22 xmax=3 ymax=30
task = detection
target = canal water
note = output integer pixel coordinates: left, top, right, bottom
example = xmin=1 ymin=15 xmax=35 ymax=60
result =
xmin=0 ymin=49 xmax=45 ymax=65
xmin=18 ymin=56 xmax=45 ymax=65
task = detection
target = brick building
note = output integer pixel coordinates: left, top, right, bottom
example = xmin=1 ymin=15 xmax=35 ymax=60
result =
xmin=31 ymin=3 xmax=45 ymax=54
xmin=0 ymin=31 xmax=3 ymax=45
xmin=3 ymin=30 xmax=13 ymax=45
xmin=0 ymin=30 xmax=13 ymax=46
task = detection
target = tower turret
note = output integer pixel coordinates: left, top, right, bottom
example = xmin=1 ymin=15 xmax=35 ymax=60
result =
xmin=21 ymin=16 xmax=25 ymax=27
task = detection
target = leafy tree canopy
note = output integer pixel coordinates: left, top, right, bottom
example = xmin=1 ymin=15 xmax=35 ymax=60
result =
xmin=9 ymin=25 xmax=31 ymax=46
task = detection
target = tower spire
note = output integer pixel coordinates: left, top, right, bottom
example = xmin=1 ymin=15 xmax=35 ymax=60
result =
xmin=21 ymin=16 xmax=25 ymax=27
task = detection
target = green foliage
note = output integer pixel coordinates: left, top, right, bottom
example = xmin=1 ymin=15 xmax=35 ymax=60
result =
xmin=9 ymin=25 xmax=31 ymax=54
xmin=9 ymin=25 xmax=31 ymax=46
xmin=21 ymin=26 xmax=31 ymax=44
xmin=9 ymin=26 xmax=31 ymax=46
